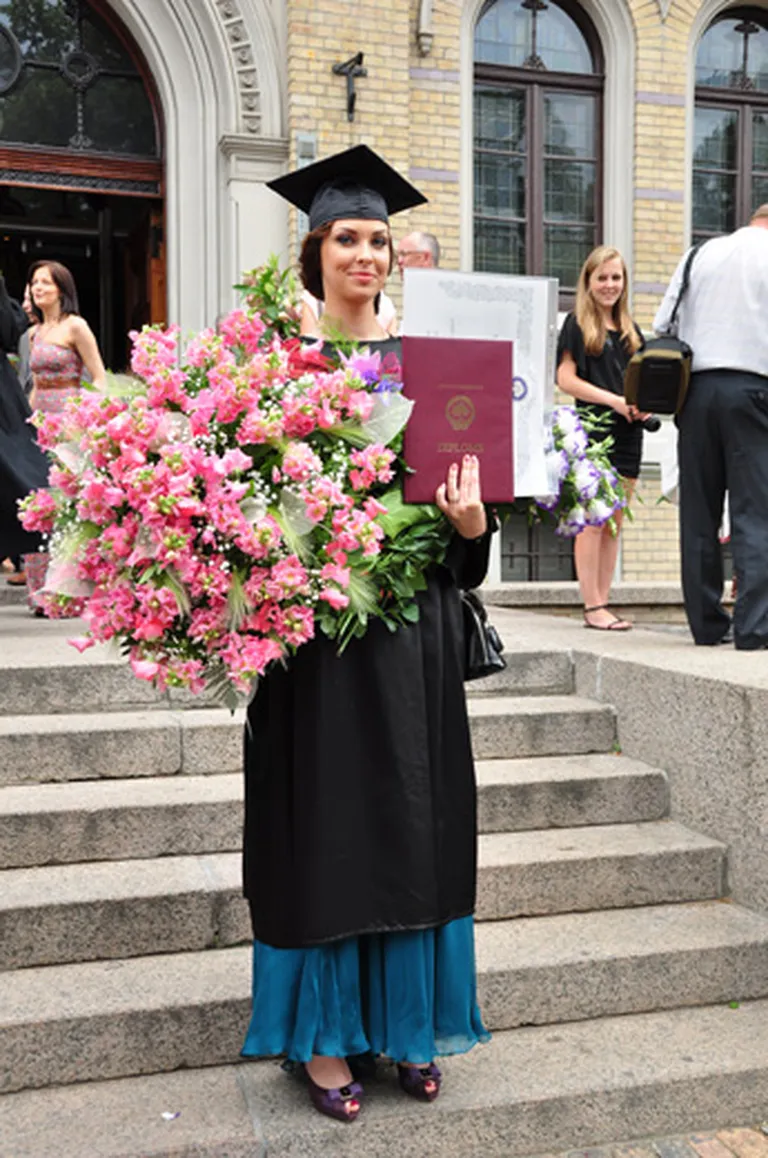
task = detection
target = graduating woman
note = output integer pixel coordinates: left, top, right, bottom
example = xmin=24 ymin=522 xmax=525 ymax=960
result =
xmin=556 ymin=246 xmax=645 ymax=631
xmin=241 ymin=146 xmax=491 ymax=1122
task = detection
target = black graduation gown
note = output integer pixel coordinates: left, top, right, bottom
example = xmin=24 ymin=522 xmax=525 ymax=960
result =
xmin=0 ymin=282 xmax=47 ymax=557
xmin=243 ymin=522 xmax=491 ymax=950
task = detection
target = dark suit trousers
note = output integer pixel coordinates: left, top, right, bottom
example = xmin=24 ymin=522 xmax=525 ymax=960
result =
xmin=678 ymin=369 xmax=768 ymax=649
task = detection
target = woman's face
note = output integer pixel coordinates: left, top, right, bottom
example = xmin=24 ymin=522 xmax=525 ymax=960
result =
xmin=588 ymin=256 xmax=624 ymax=311
xmin=320 ymin=219 xmax=390 ymax=304
xmin=30 ymin=266 xmax=61 ymax=314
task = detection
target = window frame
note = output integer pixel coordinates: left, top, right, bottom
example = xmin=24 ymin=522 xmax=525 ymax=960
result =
xmin=693 ymin=7 xmax=768 ymax=239
xmin=473 ymin=0 xmax=605 ymax=300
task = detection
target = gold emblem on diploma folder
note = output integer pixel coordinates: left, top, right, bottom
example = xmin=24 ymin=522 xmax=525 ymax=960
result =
xmin=445 ymin=394 xmax=476 ymax=431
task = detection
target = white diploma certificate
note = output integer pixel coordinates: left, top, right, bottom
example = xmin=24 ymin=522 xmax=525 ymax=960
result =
xmin=402 ymin=269 xmax=559 ymax=496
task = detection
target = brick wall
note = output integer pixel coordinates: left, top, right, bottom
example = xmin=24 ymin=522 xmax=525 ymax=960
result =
xmin=621 ymin=467 xmax=681 ymax=584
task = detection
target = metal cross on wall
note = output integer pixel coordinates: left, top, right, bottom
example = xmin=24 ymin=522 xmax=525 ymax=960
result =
xmin=521 ymin=0 xmax=549 ymax=71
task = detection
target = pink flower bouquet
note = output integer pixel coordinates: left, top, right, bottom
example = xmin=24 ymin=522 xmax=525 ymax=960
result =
xmin=20 ymin=261 xmax=450 ymax=707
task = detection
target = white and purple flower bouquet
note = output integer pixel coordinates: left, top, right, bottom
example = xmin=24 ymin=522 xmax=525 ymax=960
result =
xmin=19 ymin=260 xmax=450 ymax=706
xmin=532 ymin=405 xmax=626 ymax=536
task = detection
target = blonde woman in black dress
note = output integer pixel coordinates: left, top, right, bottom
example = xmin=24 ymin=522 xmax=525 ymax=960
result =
xmin=557 ymin=245 xmax=646 ymax=631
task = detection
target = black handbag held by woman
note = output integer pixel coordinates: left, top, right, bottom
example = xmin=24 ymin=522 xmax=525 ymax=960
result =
xmin=461 ymin=589 xmax=506 ymax=681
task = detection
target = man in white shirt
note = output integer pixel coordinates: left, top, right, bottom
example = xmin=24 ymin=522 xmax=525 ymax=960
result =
xmin=654 ymin=205 xmax=768 ymax=649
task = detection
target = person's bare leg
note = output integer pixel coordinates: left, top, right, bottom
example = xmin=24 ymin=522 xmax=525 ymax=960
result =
xmin=575 ymin=525 xmax=617 ymax=628
xmin=596 ymin=478 xmax=635 ymax=625
xmin=597 ymin=514 xmax=623 ymax=607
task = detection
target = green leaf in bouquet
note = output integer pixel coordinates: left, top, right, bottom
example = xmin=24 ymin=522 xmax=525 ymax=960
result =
xmin=322 ymin=422 xmax=371 ymax=449
xmin=227 ymin=568 xmax=250 ymax=630
xmin=376 ymin=486 xmax=443 ymax=539
xmin=279 ymin=488 xmax=317 ymax=538
xmin=158 ymin=567 xmax=192 ymax=616
xmin=272 ymin=497 xmax=313 ymax=563
xmin=346 ymin=569 xmax=378 ymax=617
xmin=101 ymin=371 xmax=146 ymax=399
xmin=204 ymin=659 xmax=245 ymax=714
xmin=54 ymin=519 xmax=102 ymax=562
xmin=240 ymin=495 xmax=268 ymax=525
xmin=400 ymin=602 xmax=421 ymax=624
xmin=360 ymin=393 xmax=414 ymax=446
xmin=234 ymin=256 xmax=300 ymax=342
xmin=51 ymin=440 xmax=87 ymax=473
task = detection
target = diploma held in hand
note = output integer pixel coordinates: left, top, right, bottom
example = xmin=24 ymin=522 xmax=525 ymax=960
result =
xmin=401 ymin=336 xmax=514 ymax=504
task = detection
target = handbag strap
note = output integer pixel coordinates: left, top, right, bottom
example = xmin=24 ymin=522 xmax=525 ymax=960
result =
xmin=667 ymin=239 xmax=708 ymax=332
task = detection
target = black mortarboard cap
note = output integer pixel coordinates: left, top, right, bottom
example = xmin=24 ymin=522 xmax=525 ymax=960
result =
xmin=267 ymin=145 xmax=427 ymax=231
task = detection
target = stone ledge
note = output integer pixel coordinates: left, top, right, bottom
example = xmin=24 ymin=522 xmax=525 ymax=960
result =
xmin=484 ymin=582 xmax=687 ymax=607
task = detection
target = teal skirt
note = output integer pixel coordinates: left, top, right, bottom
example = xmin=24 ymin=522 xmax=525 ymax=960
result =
xmin=241 ymin=916 xmax=490 ymax=1065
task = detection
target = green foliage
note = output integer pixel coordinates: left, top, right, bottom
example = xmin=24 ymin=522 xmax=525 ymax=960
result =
xmin=235 ymin=257 xmax=301 ymax=342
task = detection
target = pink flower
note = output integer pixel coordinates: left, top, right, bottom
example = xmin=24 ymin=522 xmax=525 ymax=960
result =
xmin=218 ymin=308 xmax=266 ymax=355
xmin=320 ymin=562 xmax=351 ymax=588
xmin=265 ymin=556 xmax=310 ymax=601
xmin=282 ymin=441 xmax=322 ymax=483
xmin=130 ymin=657 xmax=160 ymax=681
xmin=19 ymin=489 xmax=57 ymax=534
xmin=364 ymin=497 xmax=388 ymax=519
xmin=67 ymin=636 xmax=96 ymax=654
xmin=319 ymin=587 xmax=350 ymax=610
xmin=275 ymin=604 xmax=315 ymax=646
xmin=348 ymin=444 xmax=395 ymax=491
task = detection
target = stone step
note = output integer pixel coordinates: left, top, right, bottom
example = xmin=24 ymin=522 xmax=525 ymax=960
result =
xmin=0 ymin=756 xmax=668 ymax=870
xmin=0 ymin=708 xmax=244 ymax=788
xmin=0 ymin=695 xmax=614 ymax=787
xmin=3 ymin=1000 xmax=768 ymax=1155
xmin=0 ymin=648 xmax=574 ymax=717
xmin=467 ymin=694 xmax=616 ymax=759
xmin=0 ymin=823 xmax=726 ymax=970
xmin=475 ymin=753 xmax=668 ymax=833
xmin=466 ymin=650 xmax=573 ymax=697
xmin=475 ymin=821 xmax=725 ymax=922
xmin=0 ymin=583 xmax=26 ymax=606
xmin=0 ymin=774 xmax=243 ymax=869
xmin=2 ymin=900 xmax=766 ymax=1095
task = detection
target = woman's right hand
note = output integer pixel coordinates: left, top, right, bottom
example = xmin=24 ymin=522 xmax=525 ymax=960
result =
xmin=611 ymin=396 xmax=650 ymax=423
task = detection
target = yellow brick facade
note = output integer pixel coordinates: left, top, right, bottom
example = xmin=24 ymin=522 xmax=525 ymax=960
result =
xmin=285 ymin=0 xmax=752 ymax=583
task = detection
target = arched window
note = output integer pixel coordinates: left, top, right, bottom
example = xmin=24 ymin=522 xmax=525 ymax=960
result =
xmin=473 ymin=0 xmax=604 ymax=298
xmin=0 ymin=0 xmax=161 ymax=194
xmin=693 ymin=6 xmax=768 ymax=242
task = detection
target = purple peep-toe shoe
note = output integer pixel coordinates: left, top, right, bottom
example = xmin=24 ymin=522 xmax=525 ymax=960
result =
xmin=397 ymin=1062 xmax=442 ymax=1102
xmin=303 ymin=1066 xmax=364 ymax=1122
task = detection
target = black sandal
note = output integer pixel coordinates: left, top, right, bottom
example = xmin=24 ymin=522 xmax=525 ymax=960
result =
xmin=583 ymin=604 xmax=632 ymax=632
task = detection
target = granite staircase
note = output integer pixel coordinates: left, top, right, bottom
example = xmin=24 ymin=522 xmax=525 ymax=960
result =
xmin=1 ymin=603 xmax=767 ymax=1157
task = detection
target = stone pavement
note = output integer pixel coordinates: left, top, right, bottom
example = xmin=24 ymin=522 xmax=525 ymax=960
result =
xmin=550 ymin=1124 xmax=768 ymax=1158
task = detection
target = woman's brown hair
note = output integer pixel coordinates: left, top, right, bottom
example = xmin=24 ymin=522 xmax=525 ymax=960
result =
xmin=299 ymin=221 xmax=394 ymax=301
xmin=27 ymin=260 xmax=80 ymax=322
xmin=574 ymin=245 xmax=641 ymax=356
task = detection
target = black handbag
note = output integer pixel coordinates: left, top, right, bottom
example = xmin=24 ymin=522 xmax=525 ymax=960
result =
xmin=461 ymin=589 xmax=506 ymax=681
xmin=624 ymin=241 xmax=706 ymax=416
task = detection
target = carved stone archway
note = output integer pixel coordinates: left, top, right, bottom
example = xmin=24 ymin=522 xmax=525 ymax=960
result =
xmin=105 ymin=0 xmax=288 ymax=332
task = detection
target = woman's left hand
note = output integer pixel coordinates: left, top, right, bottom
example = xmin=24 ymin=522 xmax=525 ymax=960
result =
xmin=435 ymin=454 xmax=487 ymax=540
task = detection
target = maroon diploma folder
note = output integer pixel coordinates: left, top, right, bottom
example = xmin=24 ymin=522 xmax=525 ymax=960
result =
xmin=401 ymin=336 xmax=514 ymax=504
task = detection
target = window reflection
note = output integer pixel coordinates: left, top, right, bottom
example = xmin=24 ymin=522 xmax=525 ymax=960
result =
xmin=696 ymin=11 xmax=768 ymax=92
xmin=475 ymin=0 xmax=594 ymax=74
